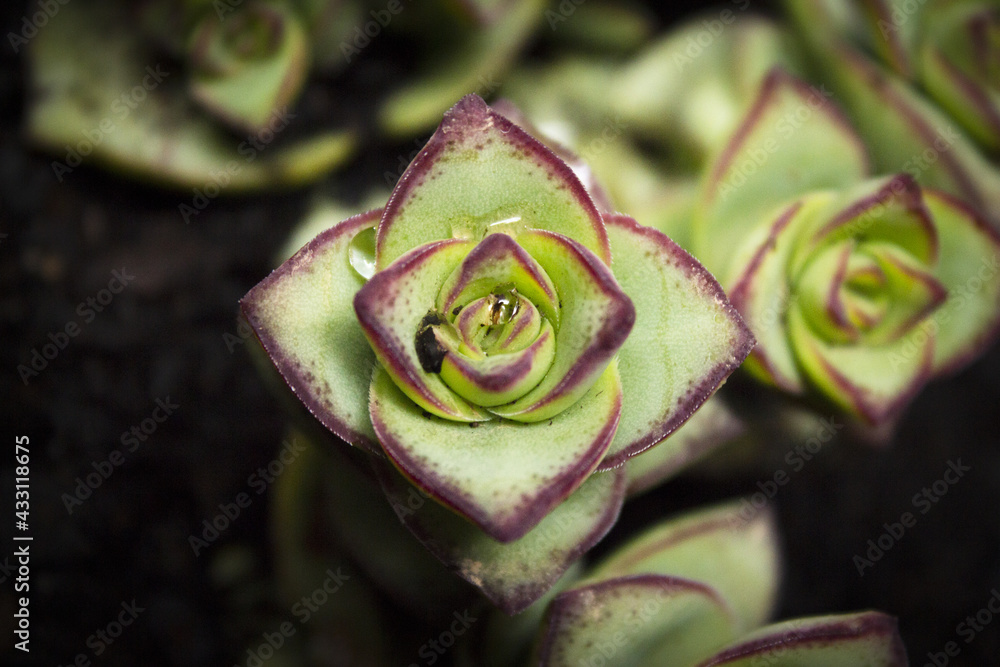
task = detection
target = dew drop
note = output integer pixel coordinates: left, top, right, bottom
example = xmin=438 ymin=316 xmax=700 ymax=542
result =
xmin=348 ymin=227 xmax=377 ymax=280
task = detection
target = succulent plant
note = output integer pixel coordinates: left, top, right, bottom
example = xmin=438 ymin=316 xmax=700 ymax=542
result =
xmin=784 ymin=0 xmax=1000 ymax=222
xmin=459 ymin=501 xmax=907 ymax=666
xmin=26 ymin=0 xmax=355 ymax=191
xmin=186 ymin=2 xmax=310 ymax=133
xmin=690 ymin=69 xmax=1000 ymax=425
xmin=241 ymin=94 xmax=754 ymax=612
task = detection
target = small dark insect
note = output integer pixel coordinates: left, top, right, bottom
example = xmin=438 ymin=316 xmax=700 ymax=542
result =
xmin=415 ymin=311 xmax=447 ymax=373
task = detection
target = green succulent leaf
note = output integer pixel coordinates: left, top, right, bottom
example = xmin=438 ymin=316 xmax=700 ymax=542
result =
xmin=376 ymin=94 xmax=610 ymax=270
xmin=796 ymin=38 xmax=1000 ymax=218
xmin=587 ymin=501 xmax=780 ymax=635
xmin=533 ymin=575 xmax=739 ymax=667
xmin=694 ymin=69 xmax=870 ymax=280
xmin=923 ymin=190 xmax=1000 ymax=372
xmin=472 ymin=564 xmax=584 ymax=667
xmin=369 ymin=361 xmax=622 ymax=543
xmin=611 ymin=14 xmax=801 ymax=164
xmin=918 ymin=3 xmax=1000 ymax=150
xmin=275 ymin=429 xmax=473 ymax=621
xmin=787 ymin=302 xmax=933 ymax=424
xmin=188 ymin=4 xmax=309 ymax=133
xmin=789 ymin=174 xmax=939 ymax=274
xmin=600 ymin=214 xmax=754 ymax=469
xmin=241 ymin=210 xmax=382 ymax=452
xmin=373 ymin=456 xmax=626 ymax=614
xmin=727 ymin=198 xmax=830 ymax=392
xmin=696 ymin=612 xmax=908 ymax=666
xmin=377 ymin=0 xmax=546 ymax=137
xmin=625 ymin=395 xmax=744 ymax=497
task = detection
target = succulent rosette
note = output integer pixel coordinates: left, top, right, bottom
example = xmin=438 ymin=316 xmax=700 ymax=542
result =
xmin=692 ymin=70 xmax=1000 ymax=425
xmin=187 ymin=2 xmax=309 ymax=133
xmin=465 ymin=502 xmax=906 ymax=666
xmin=241 ymin=95 xmax=753 ymax=611
xmin=784 ymin=0 xmax=1000 ymax=220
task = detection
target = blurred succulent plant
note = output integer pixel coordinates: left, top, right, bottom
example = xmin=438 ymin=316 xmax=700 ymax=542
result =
xmin=690 ymin=70 xmax=1000 ymax=425
xmin=241 ymin=95 xmax=753 ymax=612
xmin=501 ymin=12 xmax=801 ymax=248
xmin=26 ymin=0 xmax=355 ymax=190
xmin=461 ymin=501 xmax=906 ymax=666
xmin=269 ymin=422 xmax=906 ymax=666
xmin=185 ymin=3 xmax=310 ymax=133
xmin=503 ymin=9 xmax=1000 ymax=427
xmin=784 ymin=0 xmax=1000 ymax=222
xmin=24 ymin=0 xmax=551 ymax=191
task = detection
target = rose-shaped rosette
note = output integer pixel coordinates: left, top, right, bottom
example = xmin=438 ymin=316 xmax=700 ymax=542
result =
xmin=463 ymin=502 xmax=906 ymax=666
xmin=241 ymin=95 xmax=753 ymax=611
xmin=187 ymin=2 xmax=309 ymax=133
xmin=783 ymin=0 xmax=1000 ymax=220
xmin=692 ymin=71 xmax=1000 ymax=425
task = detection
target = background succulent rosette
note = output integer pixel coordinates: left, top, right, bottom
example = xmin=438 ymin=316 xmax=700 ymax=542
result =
xmin=690 ymin=70 xmax=1000 ymax=426
xmin=241 ymin=95 xmax=753 ymax=612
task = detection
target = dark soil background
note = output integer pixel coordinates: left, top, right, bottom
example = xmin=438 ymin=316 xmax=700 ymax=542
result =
xmin=3 ymin=1 xmax=1000 ymax=666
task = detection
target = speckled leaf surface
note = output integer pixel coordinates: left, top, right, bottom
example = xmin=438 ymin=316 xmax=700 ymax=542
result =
xmin=534 ymin=576 xmax=738 ymax=667
xmin=241 ymin=210 xmax=382 ymax=452
xmin=376 ymin=95 xmax=610 ymax=269
xmin=369 ymin=362 xmax=622 ymax=543
xmin=587 ymin=501 xmax=780 ymax=634
xmin=600 ymin=214 xmax=754 ymax=470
